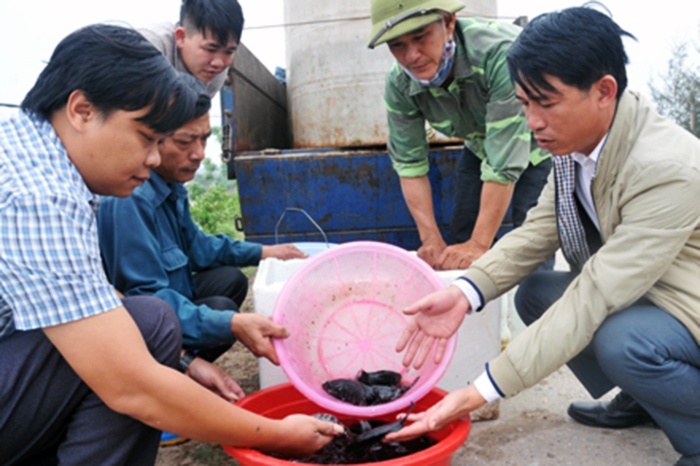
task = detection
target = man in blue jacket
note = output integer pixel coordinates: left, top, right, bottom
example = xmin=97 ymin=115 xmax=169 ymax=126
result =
xmin=98 ymin=108 xmax=306 ymax=369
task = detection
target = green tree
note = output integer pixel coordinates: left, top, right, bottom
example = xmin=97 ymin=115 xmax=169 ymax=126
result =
xmin=188 ymin=183 xmax=242 ymax=238
xmin=191 ymin=157 xmax=234 ymax=189
xmin=649 ymin=33 xmax=700 ymax=137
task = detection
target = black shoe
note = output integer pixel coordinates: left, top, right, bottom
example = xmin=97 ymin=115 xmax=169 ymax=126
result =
xmin=567 ymin=391 xmax=655 ymax=429
xmin=676 ymin=454 xmax=700 ymax=466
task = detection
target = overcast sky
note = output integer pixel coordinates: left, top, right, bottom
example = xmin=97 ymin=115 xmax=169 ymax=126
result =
xmin=1 ymin=1 xmax=697 ymax=111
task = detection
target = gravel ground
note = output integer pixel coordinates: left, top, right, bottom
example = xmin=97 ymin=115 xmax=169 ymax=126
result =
xmin=451 ymin=366 xmax=678 ymax=465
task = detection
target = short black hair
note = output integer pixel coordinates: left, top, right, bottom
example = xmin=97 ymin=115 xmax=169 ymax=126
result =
xmin=21 ymin=24 xmax=210 ymax=134
xmin=507 ymin=4 xmax=636 ymax=100
xmin=178 ymin=72 xmax=213 ymax=121
xmin=180 ymin=0 xmax=245 ymax=45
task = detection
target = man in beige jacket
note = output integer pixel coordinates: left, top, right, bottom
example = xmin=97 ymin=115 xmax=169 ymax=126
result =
xmin=387 ymin=6 xmax=700 ymax=466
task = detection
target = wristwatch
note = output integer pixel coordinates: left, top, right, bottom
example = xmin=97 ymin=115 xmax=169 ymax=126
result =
xmin=179 ymin=350 xmax=196 ymax=373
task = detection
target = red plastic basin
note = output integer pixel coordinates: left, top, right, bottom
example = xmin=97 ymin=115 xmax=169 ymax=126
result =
xmin=222 ymin=383 xmax=470 ymax=465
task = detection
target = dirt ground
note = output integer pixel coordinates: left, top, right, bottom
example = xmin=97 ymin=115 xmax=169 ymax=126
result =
xmin=154 ymin=339 xmax=254 ymax=466
xmin=155 ymin=268 xmax=680 ymax=466
xmin=155 ymin=275 xmax=259 ymax=466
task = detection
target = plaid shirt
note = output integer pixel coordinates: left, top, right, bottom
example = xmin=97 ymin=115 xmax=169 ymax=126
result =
xmin=0 ymin=110 xmax=121 ymax=340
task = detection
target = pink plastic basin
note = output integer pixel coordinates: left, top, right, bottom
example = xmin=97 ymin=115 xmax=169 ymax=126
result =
xmin=271 ymin=241 xmax=457 ymax=418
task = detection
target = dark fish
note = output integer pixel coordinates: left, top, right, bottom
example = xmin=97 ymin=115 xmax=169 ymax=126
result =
xmin=312 ymin=413 xmax=342 ymax=425
xmin=323 ymin=370 xmax=420 ymax=406
xmin=357 ymin=369 xmax=402 ymax=386
xmin=352 ymin=402 xmax=415 ymax=443
xmin=291 ymin=410 xmax=436 ymax=464
xmin=365 ymin=376 xmax=419 ymax=405
xmin=322 ymin=378 xmax=370 ymax=405
xmin=312 ymin=412 xmax=347 ymax=437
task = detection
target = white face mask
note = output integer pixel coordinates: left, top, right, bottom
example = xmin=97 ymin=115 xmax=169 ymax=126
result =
xmin=400 ymin=38 xmax=456 ymax=87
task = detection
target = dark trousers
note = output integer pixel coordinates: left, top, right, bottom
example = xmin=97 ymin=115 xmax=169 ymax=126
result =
xmin=451 ymin=148 xmax=553 ymax=269
xmin=515 ymin=271 xmax=700 ymax=456
xmin=190 ymin=265 xmax=248 ymax=362
xmin=0 ymin=296 xmax=181 ymax=466
xmin=451 ymin=147 xmax=552 ymax=243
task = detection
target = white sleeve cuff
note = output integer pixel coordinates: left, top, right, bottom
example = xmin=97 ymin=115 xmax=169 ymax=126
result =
xmin=451 ymin=278 xmax=483 ymax=312
xmin=474 ymin=371 xmax=503 ymax=403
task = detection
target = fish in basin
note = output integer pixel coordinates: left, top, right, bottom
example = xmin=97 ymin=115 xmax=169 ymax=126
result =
xmin=322 ymin=369 xmax=418 ymax=406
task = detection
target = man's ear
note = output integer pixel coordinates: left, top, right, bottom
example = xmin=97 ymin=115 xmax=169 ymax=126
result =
xmin=175 ymin=26 xmax=187 ymax=49
xmin=445 ymin=13 xmax=457 ymax=40
xmin=595 ymin=75 xmax=618 ymax=109
xmin=64 ymin=90 xmax=95 ymax=132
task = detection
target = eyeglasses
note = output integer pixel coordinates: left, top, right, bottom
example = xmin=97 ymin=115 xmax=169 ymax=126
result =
xmin=368 ymin=8 xmax=436 ymax=49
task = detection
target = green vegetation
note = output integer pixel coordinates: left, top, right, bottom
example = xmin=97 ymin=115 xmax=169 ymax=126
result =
xmin=649 ymin=29 xmax=700 ymax=137
xmin=186 ymin=156 xmax=244 ymax=240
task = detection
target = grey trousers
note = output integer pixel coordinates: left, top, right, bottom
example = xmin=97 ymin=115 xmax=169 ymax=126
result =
xmin=0 ymin=296 xmax=182 ymax=466
xmin=515 ymin=271 xmax=700 ymax=456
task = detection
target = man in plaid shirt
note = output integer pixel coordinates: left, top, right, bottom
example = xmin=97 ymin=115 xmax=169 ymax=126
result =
xmin=0 ymin=24 xmax=341 ymax=465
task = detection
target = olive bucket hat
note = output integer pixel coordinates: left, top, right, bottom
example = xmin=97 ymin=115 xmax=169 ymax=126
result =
xmin=368 ymin=0 xmax=465 ymax=49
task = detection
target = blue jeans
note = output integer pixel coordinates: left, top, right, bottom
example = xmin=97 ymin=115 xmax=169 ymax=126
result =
xmin=0 ymin=296 xmax=181 ymax=465
xmin=515 ymin=270 xmax=700 ymax=456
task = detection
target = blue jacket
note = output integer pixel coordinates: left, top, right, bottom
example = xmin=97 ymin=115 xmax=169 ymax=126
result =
xmin=97 ymin=171 xmax=262 ymax=348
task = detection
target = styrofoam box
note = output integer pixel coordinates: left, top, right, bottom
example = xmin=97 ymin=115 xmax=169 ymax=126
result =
xmin=253 ymin=257 xmax=504 ymax=392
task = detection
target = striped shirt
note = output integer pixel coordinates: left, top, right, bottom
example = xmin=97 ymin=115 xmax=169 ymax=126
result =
xmin=384 ymin=17 xmax=549 ymax=183
xmin=0 ymin=110 xmax=121 ymax=340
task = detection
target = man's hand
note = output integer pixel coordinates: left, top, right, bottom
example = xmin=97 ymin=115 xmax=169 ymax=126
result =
xmin=261 ymin=244 xmax=308 ymax=260
xmin=437 ymin=239 xmax=490 ymax=270
xmin=383 ymin=385 xmax=486 ymax=442
xmin=417 ymin=236 xmax=448 ymax=269
xmin=396 ymin=285 xmax=470 ymax=369
xmin=186 ymin=357 xmax=245 ymax=402
xmin=231 ymin=313 xmax=289 ymax=364
xmin=270 ymin=414 xmax=345 ymax=457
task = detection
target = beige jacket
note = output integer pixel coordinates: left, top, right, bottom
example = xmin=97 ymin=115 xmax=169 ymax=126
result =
xmin=139 ymin=22 xmax=226 ymax=98
xmin=464 ymin=90 xmax=700 ymax=397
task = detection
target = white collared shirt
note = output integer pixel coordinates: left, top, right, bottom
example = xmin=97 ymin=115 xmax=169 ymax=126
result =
xmin=571 ymin=134 xmax=607 ymax=231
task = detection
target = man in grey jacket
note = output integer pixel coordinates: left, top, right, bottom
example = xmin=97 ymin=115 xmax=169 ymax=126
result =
xmin=386 ymin=6 xmax=700 ymax=466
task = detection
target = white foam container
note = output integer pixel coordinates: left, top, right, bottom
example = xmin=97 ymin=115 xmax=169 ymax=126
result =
xmin=253 ymin=257 xmax=506 ymax=392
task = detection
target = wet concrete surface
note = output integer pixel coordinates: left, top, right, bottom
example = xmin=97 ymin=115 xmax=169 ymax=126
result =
xmin=449 ymin=364 xmax=678 ymax=465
